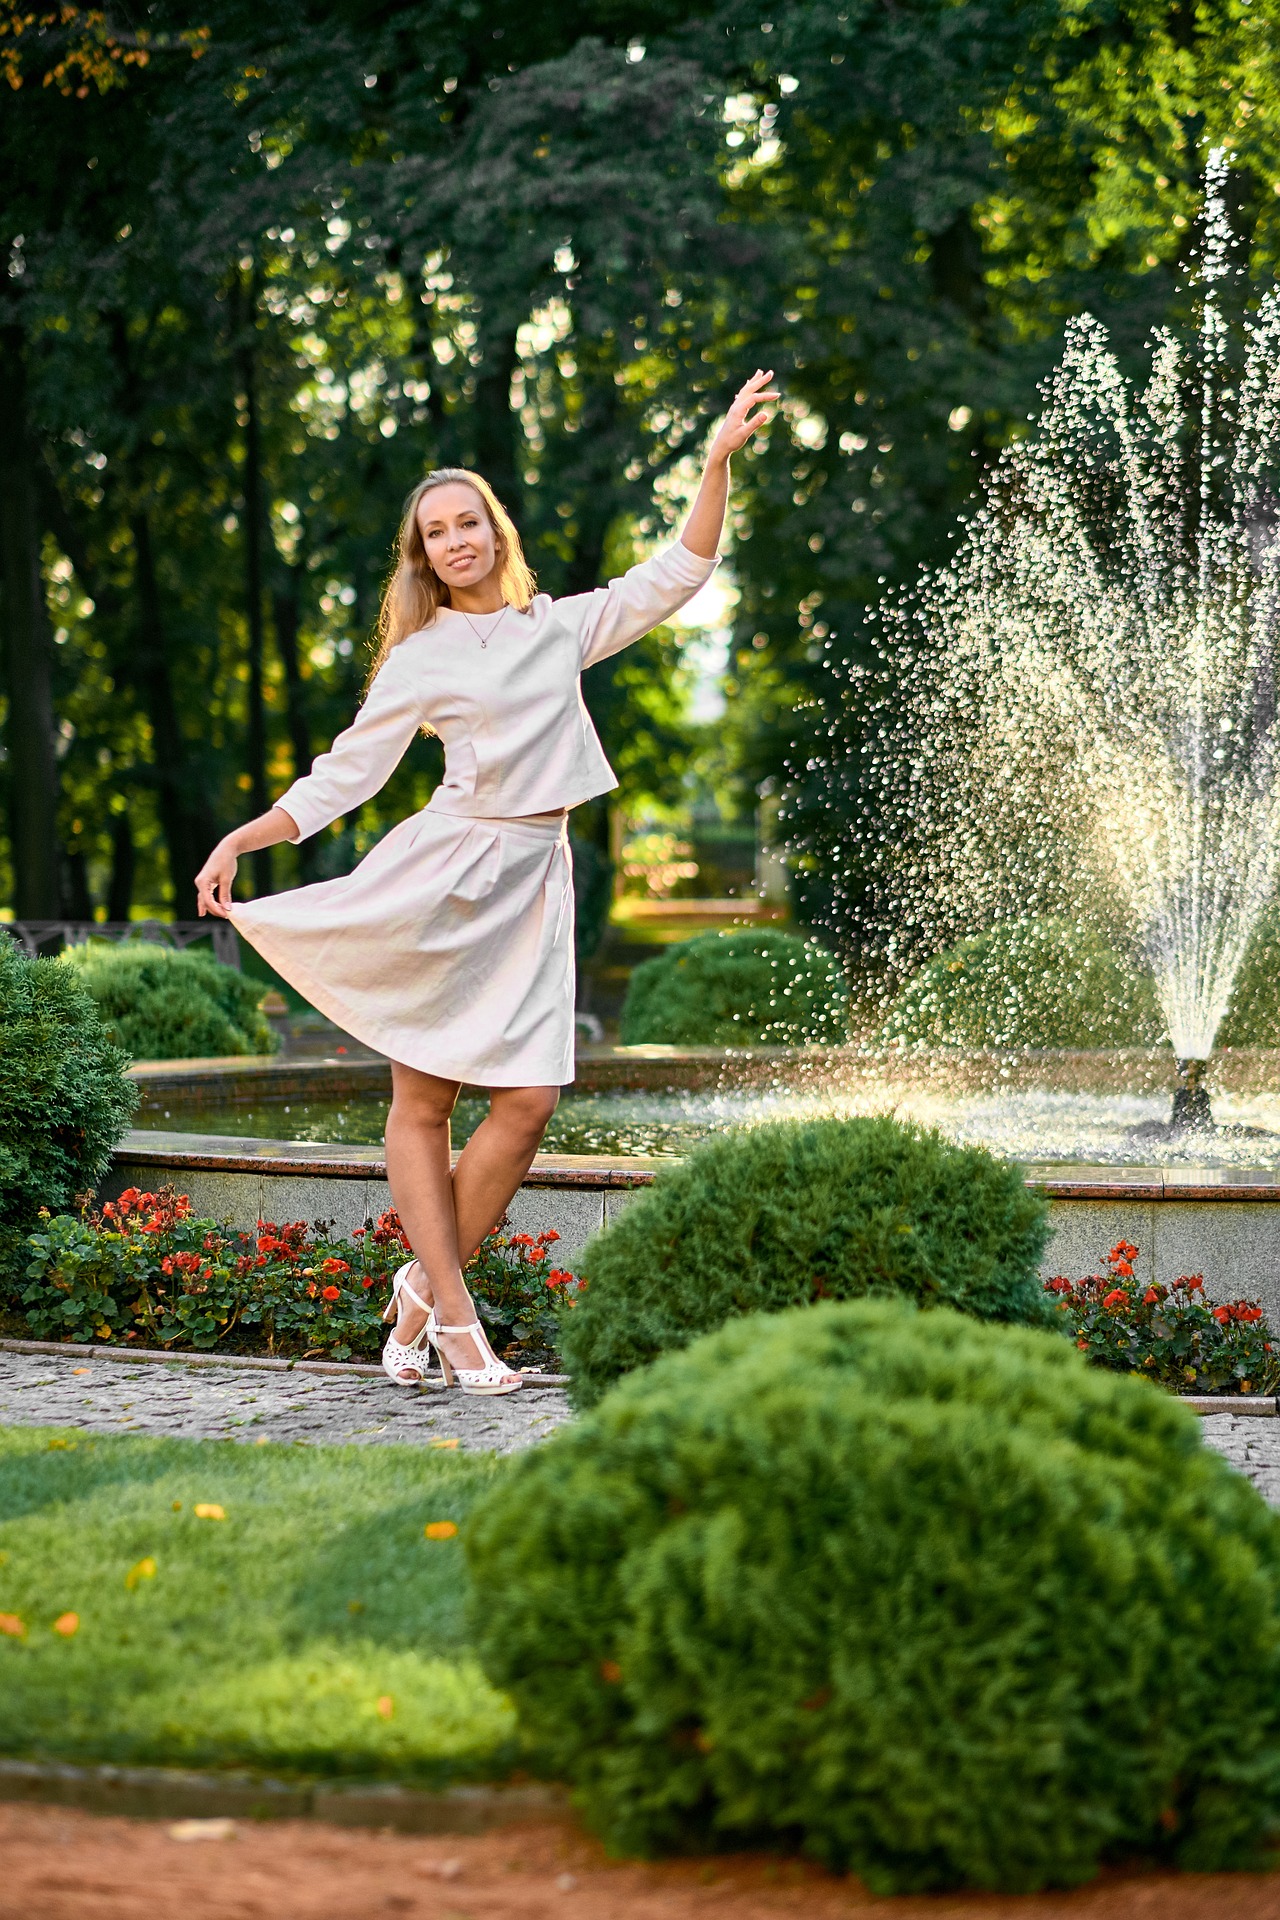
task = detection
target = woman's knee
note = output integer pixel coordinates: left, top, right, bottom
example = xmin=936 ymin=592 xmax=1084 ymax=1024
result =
xmin=388 ymin=1066 xmax=460 ymax=1129
xmin=490 ymin=1085 xmax=559 ymax=1142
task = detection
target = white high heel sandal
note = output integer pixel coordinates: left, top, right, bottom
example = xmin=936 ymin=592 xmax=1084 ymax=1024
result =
xmin=381 ymin=1260 xmax=435 ymax=1387
xmin=428 ymin=1313 xmax=523 ymax=1397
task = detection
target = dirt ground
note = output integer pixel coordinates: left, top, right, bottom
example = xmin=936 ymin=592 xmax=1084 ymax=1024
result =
xmin=5 ymin=1804 xmax=1280 ymax=1920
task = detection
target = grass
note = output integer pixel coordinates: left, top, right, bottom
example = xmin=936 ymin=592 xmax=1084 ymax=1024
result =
xmin=0 ymin=1426 xmax=519 ymax=1784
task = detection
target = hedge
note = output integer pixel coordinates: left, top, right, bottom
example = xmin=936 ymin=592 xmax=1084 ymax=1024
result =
xmin=63 ymin=942 xmax=278 ymax=1061
xmin=467 ymin=1301 xmax=1280 ymax=1892
xmin=560 ymin=1115 xmax=1052 ymax=1407
xmin=879 ymin=917 xmax=1164 ymax=1049
xmin=0 ymin=937 xmax=137 ymax=1235
xmin=619 ymin=928 xmax=849 ymax=1046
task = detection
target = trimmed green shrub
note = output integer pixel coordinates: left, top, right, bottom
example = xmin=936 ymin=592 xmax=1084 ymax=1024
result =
xmin=62 ymin=942 xmax=278 ymax=1061
xmin=879 ymin=916 xmax=1164 ymax=1049
xmin=468 ymin=1300 xmax=1280 ymax=1891
xmin=0 ymin=937 xmax=137 ymax=1232
xmin=561 ymin=1116 xmax=1051 ymax=1407
xmin=619 ymin=928 xmax=849 ymax=1046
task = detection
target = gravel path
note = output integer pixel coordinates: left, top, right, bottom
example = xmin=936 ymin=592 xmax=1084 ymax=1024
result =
xmin=0 ymin=1349 xmax=571 ymax=1453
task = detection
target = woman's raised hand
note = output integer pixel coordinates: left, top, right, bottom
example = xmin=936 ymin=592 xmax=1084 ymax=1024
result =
xmin=195 ymin=841 xmax=239 ymax=919
xmin=710 ymin=368 xmax=779 ymax=461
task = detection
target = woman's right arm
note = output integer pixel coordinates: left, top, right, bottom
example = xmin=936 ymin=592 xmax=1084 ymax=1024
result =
xmin=195 ymin=648 xmax=426 ymax=918
xmin=196 ymin=808 xmax=299 ymax=919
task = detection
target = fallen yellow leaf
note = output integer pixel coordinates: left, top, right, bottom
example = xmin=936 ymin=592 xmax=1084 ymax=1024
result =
xmin=375 ymin=1695 xmax=394 ymax=1721
xmin=52 ymin=1612 xmax=79 ymax=1637
xmin=0 ymin=1614 xmax=25 ymax=1638
xmin=424 ymin=1521 xmax=458 ymax=1540
xmin=125 ymin=1557 xmax=157 ymax=1591
xmin=169 ymin=1819 xmax=235 ymax=1842
xmin=429 ymin=1438 xmax=460 ymax=1450
xmin=72 ymin=1367 xmax=91 ymax=1376
xmin=193 ymin=1504 xmax=226 ymax=1521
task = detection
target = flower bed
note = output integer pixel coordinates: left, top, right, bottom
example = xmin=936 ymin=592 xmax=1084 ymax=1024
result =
xmin=5 ymin=1187 xmax=579 ymax=1369
xmin=1045 ymin=1241 xmax=1280 ymax=1395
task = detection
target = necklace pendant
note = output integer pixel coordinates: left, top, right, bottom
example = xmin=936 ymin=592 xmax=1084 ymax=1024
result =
xmin=481 ymin=638 xmax=487 ymax=649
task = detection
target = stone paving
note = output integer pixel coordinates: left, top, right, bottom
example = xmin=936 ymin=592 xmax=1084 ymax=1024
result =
xmin=3 ymin=1350 xmax=1280 ymax=1495
xmin=0 ymin=1349 xmax=571 ymax=1453
xmin=1197 ymin=1412 xmax=1280 ymax=1506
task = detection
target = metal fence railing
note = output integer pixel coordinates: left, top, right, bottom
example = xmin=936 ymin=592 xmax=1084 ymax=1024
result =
xmin=3 ymin=919 xmax=242 ymax=969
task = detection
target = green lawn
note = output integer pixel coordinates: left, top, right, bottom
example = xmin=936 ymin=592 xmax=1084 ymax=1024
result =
xmin=0 ymin=1427 xmax=519 ymax=1783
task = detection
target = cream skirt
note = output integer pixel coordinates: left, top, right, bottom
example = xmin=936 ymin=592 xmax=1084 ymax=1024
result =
xmin=230 ymin=810 xmax=575 ymax=1086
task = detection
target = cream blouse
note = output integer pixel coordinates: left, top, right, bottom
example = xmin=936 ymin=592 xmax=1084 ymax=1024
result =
xmin=274 ymin=540 xmax=717 ymax=841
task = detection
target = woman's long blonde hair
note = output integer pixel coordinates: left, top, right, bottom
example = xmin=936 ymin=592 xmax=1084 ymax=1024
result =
xmin=368 ymin=468 xmax=536 ymax=679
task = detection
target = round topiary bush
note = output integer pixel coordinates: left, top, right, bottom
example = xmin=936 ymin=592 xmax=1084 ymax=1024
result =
xmin=468 ymin=1300 xmax=1280 ymax=1892
xmin=0 ymin=937 xmax=138 ymax=1232
xmin=561 ymin=1115 xmax=1051 ymax=1407
xmin=879 ymin=916 xmax=1164 ymax=1049
xmin=619 ymin=928 xmax=849 ymax=1046
xmin=62 ymin=943 xmax=278 ymax=1061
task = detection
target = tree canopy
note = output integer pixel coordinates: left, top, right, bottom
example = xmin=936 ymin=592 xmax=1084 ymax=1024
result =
xmin=2 ymin=0 xmax=1277 ymax=928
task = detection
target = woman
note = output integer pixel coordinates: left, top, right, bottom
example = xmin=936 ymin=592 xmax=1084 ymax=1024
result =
xmin=196 ymin=368 xmax=777 ymax=1394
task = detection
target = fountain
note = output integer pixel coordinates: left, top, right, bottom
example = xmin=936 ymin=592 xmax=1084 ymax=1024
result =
xmin=843 ymin=150 xmax=1280 ymax=1139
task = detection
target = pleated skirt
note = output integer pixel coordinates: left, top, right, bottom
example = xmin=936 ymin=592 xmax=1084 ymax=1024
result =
xmin=230 ymin=810 xmax=576 ymax=1086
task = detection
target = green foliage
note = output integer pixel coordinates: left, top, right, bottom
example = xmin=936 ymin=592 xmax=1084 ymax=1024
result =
xmin=1047 ymin=1240 xmax=1280 ymax=1395
xmin=561 ymin=1116 xmax=1051 ymax=1407
xmin=62 ymin=943 xmax=278 ymax=1061
xmin=0 ymin=937 xmax=136 ymax=1233
xmin=0 ymin=1426 xmax=512 ymax=1781
xmin=1218 ymin=905 xmax=1280 ymax=1046
xmin=620 ymin=928 xmax=850 ymax=1046
xmin=879 ymin=918 xmax=1164 ymax=1049
xmin=467 ymin=1300 xmax=1280 ymax=1891
xmin=9 ymin=1186 xmax=573 ymax=1368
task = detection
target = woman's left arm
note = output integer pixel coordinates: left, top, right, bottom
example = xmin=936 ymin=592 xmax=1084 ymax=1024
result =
xmin=576 ymin=370 xmax=778 ymax=669
xmin=680 ymin=368 xmax=778 ymax=559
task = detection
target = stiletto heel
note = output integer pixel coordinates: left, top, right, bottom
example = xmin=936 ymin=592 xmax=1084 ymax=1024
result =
xmin=381 ymin=1260 xmax=435 ymax=1387
xmin=428 ymin=1315 xmax=522 ymax=1396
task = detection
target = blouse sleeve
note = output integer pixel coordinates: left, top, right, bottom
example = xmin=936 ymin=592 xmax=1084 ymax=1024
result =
xmin=571 ymin=541 xmax=719 ymax=669
xmin=272 ymin=649 xmax=426 ymax=843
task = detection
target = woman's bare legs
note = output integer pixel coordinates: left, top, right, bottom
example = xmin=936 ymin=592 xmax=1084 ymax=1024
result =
xmin=382 ymin=1062 xmax=558 ymax=1381
xmin=452 ymin=1084 xmax=560 ymax=1262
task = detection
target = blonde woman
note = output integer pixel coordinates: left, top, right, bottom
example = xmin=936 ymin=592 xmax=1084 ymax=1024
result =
xmin=196 ymin=369 xmax=777 ymax=1393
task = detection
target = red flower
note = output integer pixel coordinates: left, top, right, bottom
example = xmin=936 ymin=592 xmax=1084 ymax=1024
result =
xmin=1183 ymin=1275 xmax=1205 ymax=1292
xmin=361 ymin=1276 xmax=375 ymax=1290
xmin=538 ymin=1229 xmax=562 ymax=1245
xmin=306 ymin=1281 xmax=318 ymax=1298
xmin=1214 ymin=1305 xmax=1231 ymax=1324
xmin=509 ymin=1233 xmax=535 ymax=1249
xmin=1044 ymin=1277 xmax=1074 ymax=1295
xmin=1112 ymin=1258 xmax=1134 ymax=1279
xmin=546 ymin=1268 xmax=575 ymax=1289
xmin=1143 ymin=1288 xmax=1160 ymax=1305
xmin=320 ymin=1257 xmax=350 ymax=1276
xmin=321 ymin=1285 xmax=341 ymax=1302
xmin=1102 ymin=1290 xmax=1129 ymax=1311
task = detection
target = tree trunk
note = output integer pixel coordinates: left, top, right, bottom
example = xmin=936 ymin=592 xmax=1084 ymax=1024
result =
xmin=107 ymin=810 xmax=135 ymax=923
xmin=0 ymin=324 xmax=61 ymax=915
xmin=237 ymin=268 xmax=273 ymax=896
xmin=471 ymin=328 xmax=521 ymax=513
xmin=130 ymin=508 xmax=215 ymax=916
xmin=272 ymin=568 xmax=316 ymax=881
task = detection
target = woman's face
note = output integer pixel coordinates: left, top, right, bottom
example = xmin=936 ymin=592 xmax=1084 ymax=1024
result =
xmin=416 ymin=483 xmax=497 ymax=593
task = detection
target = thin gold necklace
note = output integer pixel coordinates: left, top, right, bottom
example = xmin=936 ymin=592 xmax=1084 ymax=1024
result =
xmin=454 ymin=602 xmax=510 ymax=650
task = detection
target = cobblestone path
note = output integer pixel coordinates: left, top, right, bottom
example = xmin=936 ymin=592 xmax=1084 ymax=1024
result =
xmin=3 ymin=1351 xmax=1280 ymax=1489
xmin=0 ymin=1349 xmax=571 ymax=1453
xmin=1198 ymin=1412 xmax=1280 ymax=1505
